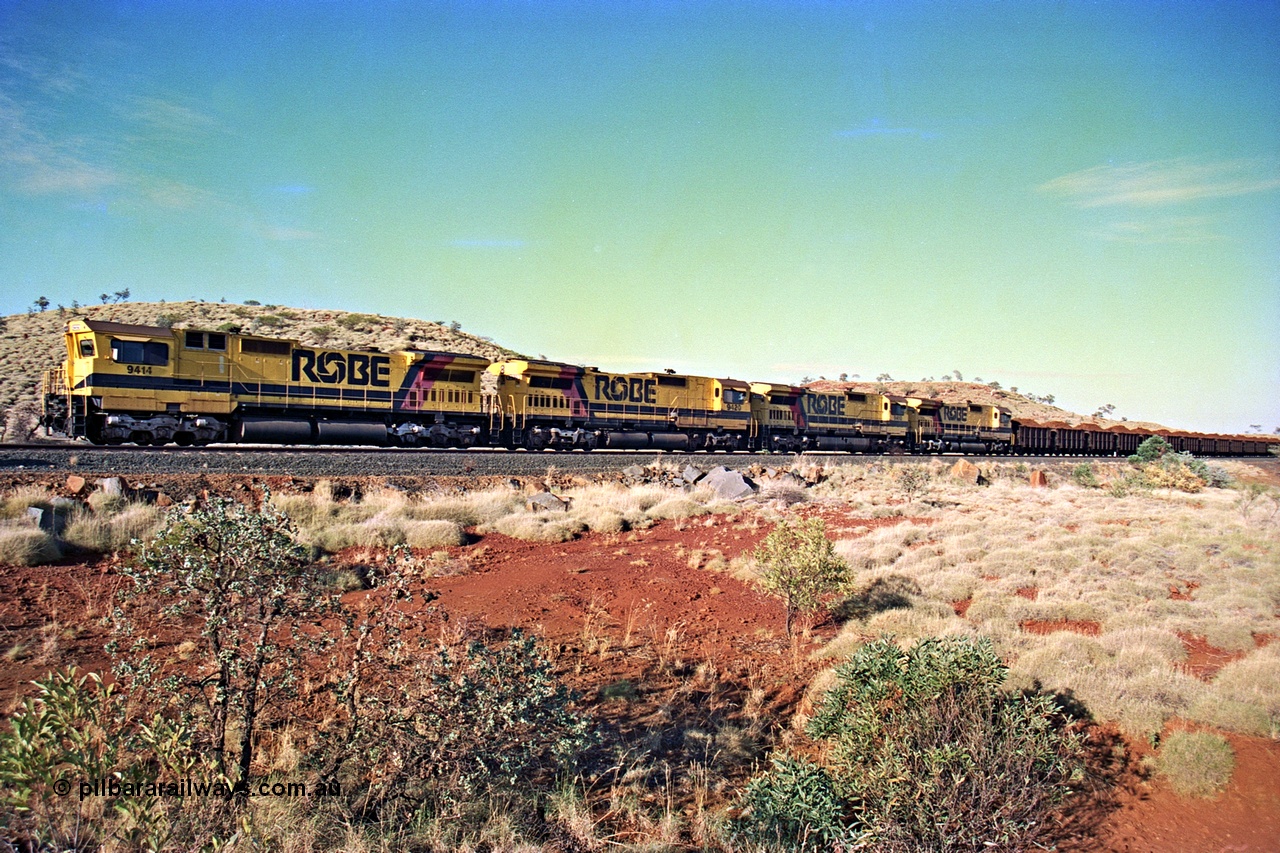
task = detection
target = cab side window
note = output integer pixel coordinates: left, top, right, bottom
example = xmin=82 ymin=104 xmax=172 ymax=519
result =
xmin=79 ymin=339 xmax=95 ymax=357
xmin=111 ymin=338 xmax=169 ymax=366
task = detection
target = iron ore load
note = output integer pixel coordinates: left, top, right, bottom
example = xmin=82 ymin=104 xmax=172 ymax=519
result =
xmin=41 ymin=319 xmax=1279 ymax=457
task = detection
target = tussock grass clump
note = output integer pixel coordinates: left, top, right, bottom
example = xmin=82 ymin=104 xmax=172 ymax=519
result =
xmin=0 ymin=486 xmax=54 ymax=519
xmin=61 ymin=503 xmax=161 ymax=554
xmin=1009 ymin=630 xmax=1206 ymax=740
xmin=272 ymin=480 xmax=731 ymax=550
xmin=1191 ymin=645 xmax=1280 ymax=737
xmin=406 ymin=491 xmax=524 ymax=527
xmin=275 ymin=486 xmax=516 ymax=552
xmin=86 ymin=490 xmax=126 ymax=515
xmin=1152 ymin=731 xmax=1235 ymax=797
xmin=0 ymin=525 xmax=61 ymax=565
xmin=403 ymin=519 xmax=468 ymax=548
xmin=484 ymin=512 xmax=587 ymax=543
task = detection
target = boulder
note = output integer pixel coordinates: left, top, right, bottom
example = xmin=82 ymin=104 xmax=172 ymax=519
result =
xmin=622 ymin=465 xmax=647 ymax=482
xmin=527 ymin=491 xmax=569 ymax=512
xmin=682 ymin=465 xmax=705 ymax=484
xmin=65 ymin=474 xmax=87 ymax=495
xmin=27 ymin=505 xmax=71 ymax=536
xmin=949 ymin=459 xmax=982 ymax=485
xmin=1029 ymin=470 xmax=1049 ymax=488
xmin=97 ymin=477 xmax=128 ymax=496
xmin=702 ymin=466 xmax=757 ymax=501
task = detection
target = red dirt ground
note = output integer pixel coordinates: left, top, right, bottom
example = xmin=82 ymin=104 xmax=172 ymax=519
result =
xmin=2 ymin=485 xmax=1278 ymax=851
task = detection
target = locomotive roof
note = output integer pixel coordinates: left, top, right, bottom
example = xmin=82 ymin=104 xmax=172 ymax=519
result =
xmin=403 ymin=349 xmax=491 ymax=360
xmin=75 ymin=319 xmax=175 ymax=337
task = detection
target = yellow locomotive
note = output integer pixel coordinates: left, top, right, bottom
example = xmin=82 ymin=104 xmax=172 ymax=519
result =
xmin=42 ymin=319 xmax=490 ymax=447
xmin=748 ymin=384 xmax=908 ymax=452
xmin=484 ymin=359 xmax=750 ymax=450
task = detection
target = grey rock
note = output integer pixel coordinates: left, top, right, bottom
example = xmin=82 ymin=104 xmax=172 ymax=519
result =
xmin=97 ymin=477 xmax=128 ymax=496
xmin=527 ymin=491 xmax=569 ymax=512
xmin=27 ymin=505 xmax=70 ymax=536
xmin=702 ymin=466 xmax=757 ymax=501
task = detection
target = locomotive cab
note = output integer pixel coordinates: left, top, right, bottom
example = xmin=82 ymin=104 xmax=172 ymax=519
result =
xmin=46 ymin=320 xmax=185 ymax=444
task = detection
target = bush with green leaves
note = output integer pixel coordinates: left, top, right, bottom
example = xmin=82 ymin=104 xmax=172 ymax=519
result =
xmin=113 ymin=495 xmax=330 ymax=791
xmin=735 ymin=636 xmax=1083 ymax=852
xmin=734 ymin=755 xmax=859 ymax=851
xmin=321 ymin=628 xmax=594 ymax=829
xmin=0 ymin=668 xmax=222 ymax=852
xmin=1128 ymin=435 xmax=1171 ymax=464
xmin=1070 ymin=462 xmax=1099 ymax=489
xmin=754 ymin=517 xmax=848 ymax=636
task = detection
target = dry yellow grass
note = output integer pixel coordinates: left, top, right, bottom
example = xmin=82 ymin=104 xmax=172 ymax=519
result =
xmin=811 ymin=459 xmax=1280 ymax=740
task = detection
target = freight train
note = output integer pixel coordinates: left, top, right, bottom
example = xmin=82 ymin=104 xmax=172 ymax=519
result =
xmin=40 ymin=319 xmax=1279 ymax=457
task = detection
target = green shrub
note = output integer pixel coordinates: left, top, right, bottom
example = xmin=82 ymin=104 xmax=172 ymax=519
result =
xmin=1153 ymin=731 xmax=1234 ymax=797
xmin=754 ymin=518 xmax=848 ymax=636
xmin=324 ymin=630 xmax=594 ymax=824
xmin=116 ymin=497 xmax=320 ymax=790
xmin=1070 ymin=463 xmax=1099 ymax=489
xmin=1128 ymin=435 xmax=1171 ymax=464
xmin=736 ymin=636 xmax=1083 ymax=852
xmin=309 ymin=324 xmax=336 ymax=343
xmin=0 ymin=668 xmax=207 ymax=851
xmin=733 ymin=755 xmax=856 ymax=851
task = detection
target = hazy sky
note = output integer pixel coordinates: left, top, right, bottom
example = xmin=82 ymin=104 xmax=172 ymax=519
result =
xmin=2 ymin=1 xmax=1277 ymax=433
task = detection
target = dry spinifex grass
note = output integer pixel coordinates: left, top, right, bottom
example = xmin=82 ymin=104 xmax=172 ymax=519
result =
xmin=814 ymin=461 xmax=1280 ymax=742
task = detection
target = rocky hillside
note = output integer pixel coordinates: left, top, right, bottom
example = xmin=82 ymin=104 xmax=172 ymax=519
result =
xmin=0 ymin=301 xmax=520 ymax=440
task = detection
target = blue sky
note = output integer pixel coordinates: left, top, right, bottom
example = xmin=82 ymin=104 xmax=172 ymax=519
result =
xmin=2 ymin=1 xmax=1277 ymax=432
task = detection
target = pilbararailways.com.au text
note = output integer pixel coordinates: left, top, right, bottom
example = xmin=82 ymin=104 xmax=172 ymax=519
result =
xmin=60 ymin=776 xmax=342 ymax=802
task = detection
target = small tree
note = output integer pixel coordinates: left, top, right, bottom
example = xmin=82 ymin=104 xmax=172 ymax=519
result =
xmin=754 ymin=518 xmax=847 ymax=636
xmin=34 ymin=296 xmax=49 ymax=312
xmin=114 ymin=496 xmax=326 ymax=791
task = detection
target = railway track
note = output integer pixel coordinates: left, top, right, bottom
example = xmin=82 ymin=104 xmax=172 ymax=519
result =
xmin=0 ymin=442 xmax=1207 ymax=478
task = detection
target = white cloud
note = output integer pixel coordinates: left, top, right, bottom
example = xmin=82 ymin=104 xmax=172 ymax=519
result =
xmin=1083 ymin=216 xmax=1226 ymax=244
xmin=1038 ymin=158 xmax=1280 ymax=208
